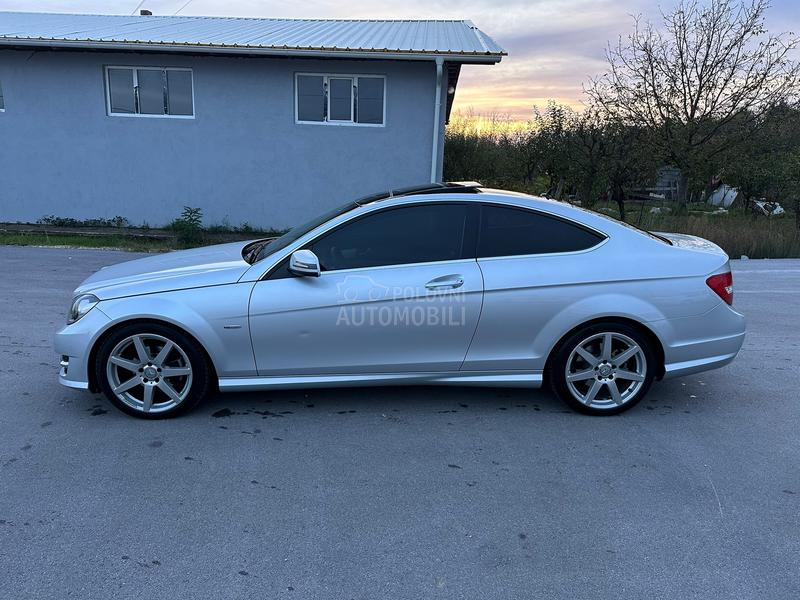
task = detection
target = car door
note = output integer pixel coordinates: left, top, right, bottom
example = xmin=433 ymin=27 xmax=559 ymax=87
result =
xmin=248 ymin=202 xmax=483 ymax=375
xmin=462 ymin=203 xmax=607 ymax=372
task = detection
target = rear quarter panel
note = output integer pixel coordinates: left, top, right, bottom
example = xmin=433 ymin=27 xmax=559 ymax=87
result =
xmin=463 ymin=230 xmax=727 ymax=372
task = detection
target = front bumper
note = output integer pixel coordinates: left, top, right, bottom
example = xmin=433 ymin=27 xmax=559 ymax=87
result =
xmin=54 ymin=307 xmax=112 ymax=390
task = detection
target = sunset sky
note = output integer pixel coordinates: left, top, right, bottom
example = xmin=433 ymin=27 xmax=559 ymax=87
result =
xmin=2 ymin=0 xmax=799 ymax=120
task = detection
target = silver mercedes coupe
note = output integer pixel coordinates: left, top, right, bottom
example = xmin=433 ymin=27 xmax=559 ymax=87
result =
xmin=54 ymin=183 xmax=745 ymax=418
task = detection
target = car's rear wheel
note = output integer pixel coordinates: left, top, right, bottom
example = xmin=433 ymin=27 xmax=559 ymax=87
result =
xmin=549 ymin=322 xmax=656 ymax=415
xmin=95 ymin=323 xmax=212 ymax=419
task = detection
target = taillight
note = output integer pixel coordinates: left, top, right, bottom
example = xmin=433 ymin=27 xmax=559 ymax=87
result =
xmin=706 ymin=271 xmax=733 ymax=305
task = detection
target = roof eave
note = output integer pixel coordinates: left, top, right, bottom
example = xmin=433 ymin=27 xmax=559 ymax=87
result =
xmin=0 ymin=37 xmax=505 ymax=63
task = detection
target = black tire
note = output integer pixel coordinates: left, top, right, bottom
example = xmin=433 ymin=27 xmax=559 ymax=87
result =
xmin=95 ymin=322 xmax=213 ymax=419
xmin=548 ymin=321 xmax=656 ymax=416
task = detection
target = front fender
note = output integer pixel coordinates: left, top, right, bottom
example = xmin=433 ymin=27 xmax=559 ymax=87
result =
xmin=95 ymin=283 xmax=257 ymax=378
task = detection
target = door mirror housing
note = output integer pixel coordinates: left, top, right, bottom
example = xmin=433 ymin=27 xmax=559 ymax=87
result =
xmin=288 ymin=249 xmax=321 ymax=277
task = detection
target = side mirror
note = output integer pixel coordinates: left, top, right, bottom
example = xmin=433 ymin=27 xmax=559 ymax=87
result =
xmin=288 ymin=249 xmax=321 ymax=277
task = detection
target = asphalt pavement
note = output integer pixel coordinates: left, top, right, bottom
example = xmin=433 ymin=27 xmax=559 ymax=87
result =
xmin=0 ymin=245 xmax=798 ymax=599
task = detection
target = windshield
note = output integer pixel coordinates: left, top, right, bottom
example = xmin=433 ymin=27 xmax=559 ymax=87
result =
xmin=252 ymin=199 xmax=359 ymax=263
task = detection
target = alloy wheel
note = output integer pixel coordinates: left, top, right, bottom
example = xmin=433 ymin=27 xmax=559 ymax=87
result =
xmin=106 ymin=333 xmax=193 ymax=414
xmin=564 ymin=331 xmax=647 ymax=410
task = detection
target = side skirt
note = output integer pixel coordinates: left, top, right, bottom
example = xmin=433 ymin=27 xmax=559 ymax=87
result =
xmin=218 ymin=371 xmax=543 ymax=392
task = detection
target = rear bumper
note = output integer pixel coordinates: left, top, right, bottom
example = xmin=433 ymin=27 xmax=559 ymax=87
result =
xmin=662 ymin=346 xmax=742 ymax=378
xmin=654 ymin=302 xmax=746 ymax=379
xmin=53 ymin=307 xmax=111 ymax=390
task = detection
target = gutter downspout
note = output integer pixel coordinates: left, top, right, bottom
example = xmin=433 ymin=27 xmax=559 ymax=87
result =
xmin=430 ymin=56 xmax=444 ymax=183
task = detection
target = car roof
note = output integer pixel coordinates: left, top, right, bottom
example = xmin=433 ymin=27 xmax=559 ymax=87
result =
xmin=378 ymin=185 xmax=591 ymax=217
xmin=353 ymin=181 xmax=483 ymax=206
xmin=366 ymin=182 xmax=579 ymax=212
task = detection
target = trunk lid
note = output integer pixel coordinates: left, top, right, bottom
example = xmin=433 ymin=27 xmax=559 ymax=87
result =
xmin=652 ymin=232 xmax=727 ymax=256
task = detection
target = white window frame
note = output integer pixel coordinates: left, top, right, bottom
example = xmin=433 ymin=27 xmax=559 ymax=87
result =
xmin=104 ymin=65 xmax=195 ymax=119
xmin=294 ymin=73 xmax=386 ymax=127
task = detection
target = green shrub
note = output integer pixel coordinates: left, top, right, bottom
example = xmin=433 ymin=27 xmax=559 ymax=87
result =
xmin=37 ymin=215 xmax=131 ymax=228
xmin=168 ymin=206 xmax=204 ymax=246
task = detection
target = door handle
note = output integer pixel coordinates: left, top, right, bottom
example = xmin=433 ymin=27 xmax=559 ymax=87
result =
xmin=425 ymin=275 xmax=464 ymax=290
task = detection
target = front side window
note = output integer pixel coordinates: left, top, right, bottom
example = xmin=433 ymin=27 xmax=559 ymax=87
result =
xmin=478 ymin=204 xmax=605 ymax=258
xmin=106 ymin=67 xmax=194 ymax=117
xmin=308 ymin=203 xmax=474 ymax=271
xmin=296 ymin=74 xmax=385 ymax=126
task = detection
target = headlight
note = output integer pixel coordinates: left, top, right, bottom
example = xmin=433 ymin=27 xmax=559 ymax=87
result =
xmin=67 ymin=294 xmax=99 ymax=324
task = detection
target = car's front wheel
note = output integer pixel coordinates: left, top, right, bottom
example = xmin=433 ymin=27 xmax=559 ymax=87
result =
xmin=549 ymin=322 xmax=656 ymax=415
xmin=95 ymin=323 xmax=213 ymax=419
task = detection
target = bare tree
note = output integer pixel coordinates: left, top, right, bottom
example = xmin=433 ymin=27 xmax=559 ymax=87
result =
xmin=588 ymin=0 xmax=799 ymax=204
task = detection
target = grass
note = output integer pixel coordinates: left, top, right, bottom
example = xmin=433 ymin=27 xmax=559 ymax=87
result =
xmin=643 ymin=213 xmax=800 ymax=259
xmin=0 ymin=232 xmax=179 ymax=252
xmin=0 ymin=219 xmax=285 ymax=252
xmin=591 ymin=202 xmax=800 ymax=259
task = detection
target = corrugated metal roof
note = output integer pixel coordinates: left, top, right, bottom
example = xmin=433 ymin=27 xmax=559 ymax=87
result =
xmin=0 ymin=11 xmax=505 ymax=62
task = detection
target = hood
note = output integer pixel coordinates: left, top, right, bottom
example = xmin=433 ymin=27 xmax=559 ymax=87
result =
xmin=75 ymin=241 xmax=256 ymax=300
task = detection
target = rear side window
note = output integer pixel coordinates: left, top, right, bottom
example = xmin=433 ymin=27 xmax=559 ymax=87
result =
xmin=308 ymin=203 xmax=474 ymax=271
xmin=478 ymin=204 xmax=604 ymax=258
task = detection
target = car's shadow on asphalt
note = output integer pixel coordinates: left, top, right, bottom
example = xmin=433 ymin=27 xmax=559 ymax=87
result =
xmin=70 ymin=378 xmax=703 ymax=424
xmin=201 ymin=384 xmax=571 ymax=417
xmin=193 ymin=376 xmax=703 ymax=419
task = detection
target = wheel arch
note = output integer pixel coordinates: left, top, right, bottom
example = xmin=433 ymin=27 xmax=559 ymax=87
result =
xmin=542 ymin=316 xmax=666 ymax=388
xmin=87 ymin=318 xmax=218 ymax=393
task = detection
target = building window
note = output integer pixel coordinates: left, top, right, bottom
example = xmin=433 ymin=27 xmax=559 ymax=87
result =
xmin=295 ymin=73 xmax=385 ymax=126
xmin=105 ymin=66 xmax=194 ymax=118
